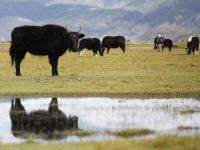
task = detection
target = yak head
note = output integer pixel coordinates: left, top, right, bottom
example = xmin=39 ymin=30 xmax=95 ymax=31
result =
xmin=186 ymin=48 xmax=191 ymax=54
xmin=154 ymin=36 xmax=164 ymax=51
xmin=186 ymin=41 xmax=193 ymax=55
xmin=66 ymin=25 xmax=85 ymax=52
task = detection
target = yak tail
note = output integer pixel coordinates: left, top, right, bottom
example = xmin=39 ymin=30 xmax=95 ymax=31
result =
xmin=9 ymin=43 xmax=15 ymax=66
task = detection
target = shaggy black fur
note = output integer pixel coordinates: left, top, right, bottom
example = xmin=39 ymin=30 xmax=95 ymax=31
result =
xmin=186 ymin=37 xmax=199 ymax=54
xmin=162 ymin=39 xmax=173 ymax=51
xmin=79 ymin=38 xmax=103 ymax=56
xmin=102 ymin=36 xmax=125 ymax=54
xmin=9 ymin=24 xmax=85 ymax=76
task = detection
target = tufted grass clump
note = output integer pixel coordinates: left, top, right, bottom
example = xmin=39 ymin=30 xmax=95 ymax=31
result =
xmin=110 ymin=128 xmax=153 ymax=138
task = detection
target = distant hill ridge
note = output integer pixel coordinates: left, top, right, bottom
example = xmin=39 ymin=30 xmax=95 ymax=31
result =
xmin=0 ymin=0 xmax=199 ymax=41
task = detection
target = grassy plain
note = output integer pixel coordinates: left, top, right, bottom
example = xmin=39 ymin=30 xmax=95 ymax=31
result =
xmin=0 ymin=136 xmax=199 ymax=150
xmin=0 ymin=41 xmax=200 ymax=98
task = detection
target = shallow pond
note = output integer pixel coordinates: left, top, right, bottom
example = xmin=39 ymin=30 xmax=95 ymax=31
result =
xmin=0 ymin=97 xmax=200 ymax=144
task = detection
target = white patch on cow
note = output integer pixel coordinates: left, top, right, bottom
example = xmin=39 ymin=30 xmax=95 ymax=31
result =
xmin=188 ymin=36 xmax=193 ymax=42
xmin=157 ymin=34 xmax=162 ymax=38
xmin=95 ymin=54 xmax=97 ymax=57
xmin=195 ymin=51 xmax=198 ymax=55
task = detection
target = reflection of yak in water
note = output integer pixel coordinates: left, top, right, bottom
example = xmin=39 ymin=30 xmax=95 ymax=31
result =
xmin=10 ymin=98 xmax=78 ymax=139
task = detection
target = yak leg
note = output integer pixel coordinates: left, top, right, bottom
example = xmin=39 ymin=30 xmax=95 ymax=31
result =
xmin=120 ymin=46 xmax=125 ymax=53
xmin=162 ymin=46 xmax=164 ymax=52
xmin=107 ymin=48 xmax=110 ymax=54
xmin=49 ymin=55 xmax=59 ymax=76
xmin=154 ymin=44 xmax=157 ymax=50
xmin=195 ymin=45 xmax=199 ymax=54
xmin=15 ymin=60 xmax=22 ymax=76
xmin=101 ymin=48 xmax=105 ymax=55
xmin=192 ymin=49 xmax=195 ymax=54
xmin=157 ymin=44 xmax=161 ymax=52
xmin=15 ymin=59 xmax=21 ymax=76
xmin=15 ymin=50 xmax=26 ymax=76
xmin=93 ymin=50 xmax=97 ymax=57
xmin=99 ymin=48 xmax=103 ymax=56
xmin=169 ymin=46 xmax=172 ymax=52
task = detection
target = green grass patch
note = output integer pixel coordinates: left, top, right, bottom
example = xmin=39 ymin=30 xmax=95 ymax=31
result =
xmin=63 ymin=129 xmax=94 ymax=137
xmin=177 ymin=126 xmax=200 ymax=130
xmin=180 ymin=109 xmax=200 ymax=114
xmin=110 ymin=128 xmax=153 ymax=138
xmin=0 ymin=42 xmax=200 ymax=98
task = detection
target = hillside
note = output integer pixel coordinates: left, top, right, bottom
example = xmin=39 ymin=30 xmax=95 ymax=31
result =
xmin=0 ymin=0 xmax=199 ymax=41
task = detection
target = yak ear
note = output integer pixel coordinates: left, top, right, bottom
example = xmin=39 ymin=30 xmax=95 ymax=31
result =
xmin=79 ymin=33 xmax=85 ymax=39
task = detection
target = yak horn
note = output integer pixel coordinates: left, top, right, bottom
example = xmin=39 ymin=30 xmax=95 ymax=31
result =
xmin=78 ymin=24 xmax=81 ymax=33
xmin=65 ymin=24 xmax=69 ymax=32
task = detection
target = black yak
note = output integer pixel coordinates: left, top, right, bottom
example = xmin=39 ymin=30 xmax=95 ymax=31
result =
xmin=102 ymin=36 xmax=125 ymax=54
xmin=186 ymin=36 xmax=199 ymax=55
xmin=9 ymin=24 xmax=85 ymax=76
xmin=79 ymin=38 xmax=103 ymax=56
xmin=10 ymin=98 xmax=78 ymax=139
xmin=162 ymin=39 xmax=173 ymax=51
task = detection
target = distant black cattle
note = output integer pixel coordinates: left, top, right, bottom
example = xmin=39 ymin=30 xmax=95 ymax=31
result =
xmin=162 ymin=39 xmax=173 ymax=51
xmin=9 ymin=24 xmax=85 ymax=76
xmin=154 ymin=34 xmax=164 ymax=52
xmin=186 ymin=36 xmax=199 ymax=55
xmin=102 ymin=36 xmax=125 ymax=54
xmin=79 ymin=38 xmax=103 ymax=56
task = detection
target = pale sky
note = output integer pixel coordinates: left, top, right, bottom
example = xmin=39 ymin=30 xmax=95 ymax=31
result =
xmin=9 ymin=0 xmax=168 ymax=13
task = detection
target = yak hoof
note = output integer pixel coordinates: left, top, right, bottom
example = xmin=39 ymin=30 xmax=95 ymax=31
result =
xmin=16 ymin=73 xmax=21 ymax=76
xmin=52 ymin=73 xmax=59 ymax=76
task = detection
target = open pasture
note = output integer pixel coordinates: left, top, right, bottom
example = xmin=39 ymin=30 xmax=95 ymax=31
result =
xmin=0 ymin=41 xmax=199 ymax=98
xmin=1 ymin=136 xmax=200 ymax=150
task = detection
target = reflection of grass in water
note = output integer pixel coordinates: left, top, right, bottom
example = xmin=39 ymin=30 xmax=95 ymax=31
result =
xmin=177 ymin=126 xmax=200 ymax=130
xmin=109 ymin=128 xmax=153 ymax=138
xmin=63 ymin=129 xmax=94 ymax=137
xmin=180 ymin=109 xmax=200 ymax=114
xmin=2 ymin=136 xmax=200 ymax=150
xmin=17 ymin=129 xmax=94 ymax=141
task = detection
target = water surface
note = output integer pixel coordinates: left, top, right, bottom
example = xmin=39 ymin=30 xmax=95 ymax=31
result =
xmin=0 ymin=97 xmax=200 ymax=144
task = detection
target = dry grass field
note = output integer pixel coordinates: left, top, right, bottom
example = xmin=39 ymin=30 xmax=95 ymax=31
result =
xmin=0 ymin=41 xmax=200 ymax=149
xmin=0 ymin=41 xmax=200 ymax=98
xmin=1 ymin=136 xmax=199 ymax=150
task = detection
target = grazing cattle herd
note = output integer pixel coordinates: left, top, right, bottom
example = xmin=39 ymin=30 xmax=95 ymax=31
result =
xmin=0 ymin=24 xmax=198 ymax=76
